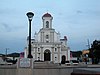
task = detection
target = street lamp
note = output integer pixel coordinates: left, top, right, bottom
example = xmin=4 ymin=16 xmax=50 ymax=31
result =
xmin=26 ymin=12 xmax=34 ymax=58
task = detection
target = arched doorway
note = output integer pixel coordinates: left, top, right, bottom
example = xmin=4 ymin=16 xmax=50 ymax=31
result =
xmin=44 ymin=50 xmax=51 ymax=61
xmin=61 ymin=55 xmax=66 ymax=64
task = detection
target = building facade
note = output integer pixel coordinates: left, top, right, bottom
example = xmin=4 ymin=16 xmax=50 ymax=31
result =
xmin=25 ymin=13 xmax=70 ymax=63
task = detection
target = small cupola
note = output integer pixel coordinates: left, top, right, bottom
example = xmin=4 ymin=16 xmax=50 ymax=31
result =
xmin=42 ymin=13 xmax=52 ymax=18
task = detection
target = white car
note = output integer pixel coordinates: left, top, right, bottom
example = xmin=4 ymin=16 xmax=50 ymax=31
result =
xmin=0 ymin=58 xmax=7 ymax=65
xmin=65 ymin=61 xmax=71 ymax=65
xmin=71 ymin=60 xmax=79 ymax=65
xmin=0 ymin=58 xmax=13 ymax=65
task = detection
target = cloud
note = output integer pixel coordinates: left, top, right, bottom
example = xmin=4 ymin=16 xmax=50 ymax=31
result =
xmin=76 ymin=10 xmax=83 ymax=14
xmin=0 ymin=23 xmax=12 ymax=32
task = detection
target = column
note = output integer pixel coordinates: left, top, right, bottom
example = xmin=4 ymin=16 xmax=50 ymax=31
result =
xmin=51 ymin=47 xmax=54 ymax=62
xmin=41 ymin=47 xmax=43 ymax=60
xmin=35 ymin=47 xmax=37 ymax=60
xmin=58 ymin=47 xmax=60 ymax=63
xmin=42 ymin=32 xmax=44 ymax=42
xmin=41 ymin=32 xmax=42 ymax=42
xmin=53 ymin=32 xmax=54 ymax=42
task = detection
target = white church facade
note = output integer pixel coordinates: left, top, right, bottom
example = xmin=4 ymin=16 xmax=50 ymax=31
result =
xmin=25 ymin=13 xmax=70 ymax=63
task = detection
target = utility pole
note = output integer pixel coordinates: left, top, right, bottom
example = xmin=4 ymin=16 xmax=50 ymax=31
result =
xmin=5 ymin=48 xmax=9 ymax=61
xmin=87 ymin=39 xmax=90 ymax=49
xmin=85 ymin=39 xmax=90 ymax=64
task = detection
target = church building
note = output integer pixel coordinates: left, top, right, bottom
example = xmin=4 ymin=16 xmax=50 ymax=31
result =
xmin=25 ymin=13 xmax=70 ymax=63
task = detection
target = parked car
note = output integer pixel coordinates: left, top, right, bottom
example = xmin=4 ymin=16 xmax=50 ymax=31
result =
xmin=0 ymin=57 xmax=7 ymax=65
xmin=71 ymin=60 xmax=79 ymax=65
xmin=6 ymin=58 xmax=17 ymax=64
xmin=65 ymin=61 xmax=71 ymax=65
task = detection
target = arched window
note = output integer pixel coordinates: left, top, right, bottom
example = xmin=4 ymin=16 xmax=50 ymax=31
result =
xmin=55 ymin=48 xmax=57 ymax=52
xmin=46 ymin=35 xmax=49 ymax=39
xmin=46 ymin=21 xmax=49 ymax=28
xmin=55 ymin=57 xmax=57 ymax=61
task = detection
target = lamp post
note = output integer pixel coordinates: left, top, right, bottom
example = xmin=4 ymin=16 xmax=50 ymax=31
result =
xmin=26 ymin=12 xmax=34 ymax=58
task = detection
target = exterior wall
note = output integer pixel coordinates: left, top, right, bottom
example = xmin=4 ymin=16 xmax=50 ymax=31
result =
xmin=67 ymin=49 xmax=70 ymax=60
xmin=0 ymin=65 xmax=74 ymax=75
xmin=0 ymin=66 xmax=100 ymax=75
xmin=0 ymin=69 xmax=16 ymax=75
xmin=24 ymin=48 xmax=27 ymax=58
xmin=33 ymin=68 xmax=73 ymax=75
xmin=37 ymin=29 xmax=59 ymax=43
xmin=54 ymin=32 xmax=59 ymax=42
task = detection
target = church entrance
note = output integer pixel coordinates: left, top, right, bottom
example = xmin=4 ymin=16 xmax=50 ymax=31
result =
xmin=61 ymin=55 xmax=66 ymax=64
xmin=44 ymin=50 xmax=51 ymax=61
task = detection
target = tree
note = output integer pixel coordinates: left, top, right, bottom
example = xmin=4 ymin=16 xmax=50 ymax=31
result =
xmin=89 ymin=40 xmax=100 ymax=64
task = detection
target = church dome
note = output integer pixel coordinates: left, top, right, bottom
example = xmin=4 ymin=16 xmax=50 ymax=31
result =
xmin=42 ymin=13 xmax=52 ymax=17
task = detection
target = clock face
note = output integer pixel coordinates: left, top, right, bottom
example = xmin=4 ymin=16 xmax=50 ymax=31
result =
xmin=46 ymin=21 xmax=49 ymax=28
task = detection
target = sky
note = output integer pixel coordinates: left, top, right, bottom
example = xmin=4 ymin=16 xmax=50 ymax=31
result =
xmin=0 ymin=0 xmax=100 ymax=54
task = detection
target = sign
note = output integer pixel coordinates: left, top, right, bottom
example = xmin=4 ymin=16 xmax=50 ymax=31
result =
xmin=20 ymin=52 xmax=24 ymax=58
xmin=19 ymin=58 xmax=31 ymax=68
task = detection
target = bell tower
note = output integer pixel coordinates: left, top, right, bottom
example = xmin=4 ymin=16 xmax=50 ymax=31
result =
xmin=42 ymin=13 xmax=53 ymax=29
